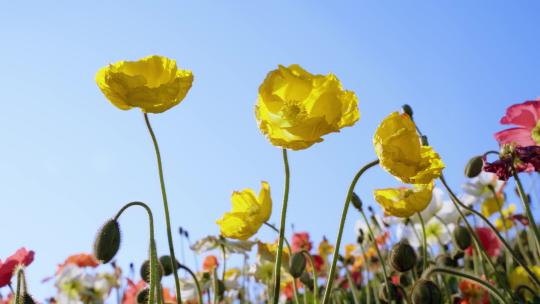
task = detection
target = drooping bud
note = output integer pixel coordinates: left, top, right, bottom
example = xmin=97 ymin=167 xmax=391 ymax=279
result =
xmin=136 ymin=287 xmax=149 ymax=304
xmin=411 ymin=279 xmax=442 ymax=304
xmin=378 ymin=282 xmax=399 ymax=303
xmin=93 ymin=219 xmax=121 ymax=263
xmin=140 ymin=259 xmax=164 ymax=283
xmin=289 ymin=252 xmax=306 ymax=278
xmin=350 ymin=192 xmax=363 ymax=212
xmin=159 ymin=255 xmax=180 ymax=276
xmin=402 ymin=104 xmax=414 ymax=118
xmin=464 ymin=156 xmax=484 ymax=178
xmin=390 ymin=241 xmax=417 ymax=272
xmin=453 ymin=226 xmax=472 ymax=250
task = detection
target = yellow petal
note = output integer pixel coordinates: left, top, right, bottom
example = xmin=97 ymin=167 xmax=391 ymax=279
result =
xmin=374 ymin=183 xmax=434 ymax=218
xmin=257 ymin=181 xmax=272 ymax=223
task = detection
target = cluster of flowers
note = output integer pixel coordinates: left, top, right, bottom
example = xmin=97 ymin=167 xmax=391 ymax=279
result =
xmin=2 ymin=55 xmax=540 ymax=303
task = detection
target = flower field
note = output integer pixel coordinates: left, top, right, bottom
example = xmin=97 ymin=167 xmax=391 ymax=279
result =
xmin=1 ymin=54 xmax=540 ymax=304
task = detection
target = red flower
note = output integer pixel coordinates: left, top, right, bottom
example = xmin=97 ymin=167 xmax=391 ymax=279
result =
xmin=202 ymin=255 xmax=219 ymax=273
xmin=122 ymin=279 xmax=147 ymax=304
xmin=483 ymin=146 xmax=539 ymax=180
xmin=459 ymin=276 xmax=490 ymax=304
xmin=0 ymin=248 xmax=35 ymax=287
xmin=465 ymin=227 xmax=501 ymax=257
xmin=56 ymin=253 xmax=99 ymax=274
xmin=494 ymin=99 xmax=540 ymax=147
xmin=291 ymin=232 xmax=312 ymax=253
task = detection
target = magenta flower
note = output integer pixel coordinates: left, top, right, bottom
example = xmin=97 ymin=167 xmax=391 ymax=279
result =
xmin=494 ymin=99 xmax=540 ymax=147
xmin=0 ymin=248 xmax=35 ymax=287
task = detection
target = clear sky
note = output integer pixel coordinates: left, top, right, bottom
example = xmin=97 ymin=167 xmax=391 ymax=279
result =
xmin=1 ymin=0 xmax=539 ymax=300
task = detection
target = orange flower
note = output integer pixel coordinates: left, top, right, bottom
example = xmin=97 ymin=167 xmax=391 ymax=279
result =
xmin=202 ymin=255 xmax=219 ymax=272
xmin=56 ymin=253 xmax=99 ymax=274
xmin=459 ymin=276 xmax=490 ymax=304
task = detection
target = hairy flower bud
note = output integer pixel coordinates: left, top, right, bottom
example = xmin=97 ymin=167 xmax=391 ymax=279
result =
xmin=93 ymin=219 xmax=121 ymax=263
xmin=464 ymin=156 xmax=484 ymax=178
xmin=289 ymin=252 xmax=306 ymax=278
xmin=136 ymin=287 xmax=149 ymax=304
xmin=159 ymin=255 xmax=180 ymax=276
xmin=300 ymin=272 xmax=314 ymax=291
xmin=402 ymin=104 xmax=414 ymax=118
xmin=453 ymin=226 xmax=472 ymax=250
xmin=435 ymin=254 xmax=457 ymax=267
xmin=350 ymin=192 xmax=363 ymax=212
xmin=390 ymin=241 xmax=417 ymax=272
xmin=411 ymin=279 xmax=442 ymax=304
xmin=21 ymin=294 xmax=36 ymax=304
xmin=140 ymin=259 xmax=164 ymax=283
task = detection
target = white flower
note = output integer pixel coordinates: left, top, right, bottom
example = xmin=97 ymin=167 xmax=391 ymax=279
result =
xmin=191 ymin=236 xmax=256 ymax=256
xmin=462 ymin=172 xmax=504 ymax=204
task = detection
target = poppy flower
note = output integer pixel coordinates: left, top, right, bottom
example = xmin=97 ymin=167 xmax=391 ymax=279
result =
xmin=465 ymin=227 xmax=501 ymax=257
xmin=374 ymin=112 xmax=444 ymax=184
xmin=202 ymin=255 xmax=219 ymax=273
xmin=57 ymin=253 xmax=99 ymax=274
xmin=494 ymin=99 xmax=540 ymax=147
xmin=291 ymin=232 xmax=312 ymax=253
xmin=96 ymin=55 xmax=194 ymax=113
xmin=483 ymin=146 xmax=540 ymax=180
xmin=459 ymin=275 xmax=490 ymax=304
xmin=0 ymin=248 xmax=34 ymax=287
xmin=374 ymin=183 xmax=434 ymax=218
xmin=216 ymin=181 xmax=272 ymax=240
xmin=509 ymin=266 xmax=540 ymax=299
xmin=255 ymin=64 xmax=359 ymax=150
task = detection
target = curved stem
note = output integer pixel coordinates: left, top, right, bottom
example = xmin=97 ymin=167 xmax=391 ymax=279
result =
xmin=301 ymin=250 xmax=319 ymax=304
xmin=440 ymin=176 xmax=540 ymax=289
xmin=417 ymin=212 xmax=428 ymax=271
xmin=144 ymin=113 xmax=182 ymax=304
xmin=115 ymin=201 xmax=159 ymax=304
xmin=321 ymin=160 xmax=380 ymax=304
xmin=179 ymin=265 xmax=204 ymax=304
xmin=512 ymin=169 xmax=540 ymax=255
xmin=272 ymin=148 xmax=291 ymax=304
xmin=422 ymin=267 xmax=511 ymax=304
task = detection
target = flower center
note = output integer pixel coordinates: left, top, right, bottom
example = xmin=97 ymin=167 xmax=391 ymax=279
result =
xmin=531 ymin=120 xmax=540 ymax=145
xmin=280 ymin=100 xmax=307 ymax=123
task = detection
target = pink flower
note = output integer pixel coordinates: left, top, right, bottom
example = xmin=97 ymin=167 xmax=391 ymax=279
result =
xmin=465 ymin=227 xmax=501 ymax=257
xmin=291 ymin=232 xmax=312 ymax=253
xmin=494 ymin=99 xmax=540 ymax=147
xmin=0 ymin=248 xmax=35 ymax=287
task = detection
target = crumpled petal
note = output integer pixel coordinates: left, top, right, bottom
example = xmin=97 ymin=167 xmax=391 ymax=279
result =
xmin=374 ymin=183 xmax=434 ymax=218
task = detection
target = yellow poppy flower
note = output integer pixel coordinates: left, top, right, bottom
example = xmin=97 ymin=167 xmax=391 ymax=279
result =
xmin=374 ymin=183 xmax=434 ymax=218
xmin=318 ymin=237 xmax=334 ymax=260
xmin=509 ymin=266 xmax=540 ymax=299
xmin=216 ymin=182 xmax=272 ymax=240
xmin=255 ymin=64 xmax=359 ymax=150
xmin=257 ymin=241 xmax=290 ymax=267
xmin=480 ymin=194 xmax=504 ymax=217
xmin=96 ymin=55 xmax=193 ymax=113
xmin=374 ymin=112 xmax=445 ymax=184
xmin=495 ymin=204 xmax=516 ymax=231
xmin=344 ymin=244 xmax=357 ymax=260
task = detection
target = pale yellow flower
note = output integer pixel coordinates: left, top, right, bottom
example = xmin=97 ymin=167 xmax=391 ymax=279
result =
xmin=374 ymin=183 xmax=434 ymax=218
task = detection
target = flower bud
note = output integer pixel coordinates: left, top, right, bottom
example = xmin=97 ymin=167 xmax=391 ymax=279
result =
xmin=399 ymin=273 xmax=411 ymax=287
xmin=159 ymin=255 xmax=180 ymax=276
xmin=435 ymin=254 xmax=457 ymax=267
xmin=21 ymin=294 xmax=36 ymax=304
xmin=453 ymin=226 xmax=472 ymax=250
xmin=390 ymin=241 xmax=417 ymax=272
xmin=411 ymin=279 xmax=442 ymax=304
xmin=140 ymin=259 xmax=164 ymax=283
xmin=93 ymin=219 xmax=121 ymax=263
xmin=350 ymin=192 xmax=363 ymax=212
xmin=289 ymin=252 xmax=306 ymax=278
xmin=421 ymin=135 xmax=429 ymax=146
xmin=217 ymin=279 xmax=226 ymax=299
xmin=402 ymin=104 xmax=414 ymax=118
xmin=136 ymin=287 xmax=149 ymax=304
xmin=464 ymin=156 xmax=484 ymax=178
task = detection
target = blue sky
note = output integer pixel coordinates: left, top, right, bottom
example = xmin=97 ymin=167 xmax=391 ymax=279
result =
xmin=1 ymin=0 xmax=539 ymax=300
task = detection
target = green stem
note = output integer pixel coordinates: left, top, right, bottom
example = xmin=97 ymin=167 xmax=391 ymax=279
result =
xmin=489 ymin=187 xmax=512 ymax=275
xmin=143 ymin=113 xmax=182 ymax=304
xmin=272 ymin=148 xmax=291 ymax=304
xmin=264 ymin=222 xmax=300 ymax=304
xmin=359 ymin=245 xmax=371 ymax=304
xmin=440 ymin=175 xmax=540 ymax=289
xmin=220 ymin=244 xmax=227 ymax=282
xmin=512 ymin=168 xmax=540 ymax=256
xmin=301 ymin=250 xmax=319 ymax=304
xmin=321 ymin=160 xmax=380 ymax=304
xmin=179 ymin=265 xmax=204 ymax=304
xmin=417 ymin=212 xmax=428 ymax=272
xmin=422 ymin=267 xmax=511 ymax=304
xmin=115 ymin=201 xmax=158 ymax=304
xmin=344 ymin=267 xmax=360 ymax=304
xmin=213 ymin=268 xmax=219 ymax=304
xmin=360 ymin=208 xmax=391 ymax=303
xmin=14 ymin=268 xmax=22 ymax=304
